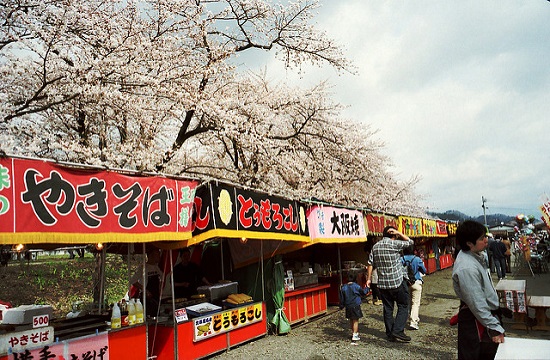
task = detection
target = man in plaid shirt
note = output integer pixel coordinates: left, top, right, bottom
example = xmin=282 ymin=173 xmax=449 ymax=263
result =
xmin=366 ymin=226 xmax=414 ymax=342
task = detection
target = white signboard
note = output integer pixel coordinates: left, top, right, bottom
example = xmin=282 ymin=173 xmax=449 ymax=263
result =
xmin=174 ymin=308 xmax=188 ymax=323
xmin=0 ymin=326 xmax=54 ymax=355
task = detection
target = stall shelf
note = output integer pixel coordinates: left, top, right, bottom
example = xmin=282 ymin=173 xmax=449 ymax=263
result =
xmin=283 ymin=283 xmax=330 ymax=324
xmin=150 ymin=302 xmax=267 ymax=360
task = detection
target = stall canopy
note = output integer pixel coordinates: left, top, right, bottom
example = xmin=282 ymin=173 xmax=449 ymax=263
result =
xmin=0 ymin=156 xmax=198 ymax=245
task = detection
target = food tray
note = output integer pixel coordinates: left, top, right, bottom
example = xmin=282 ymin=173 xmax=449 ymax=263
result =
xmin=185 ymin=302 xmax=221 ymax=317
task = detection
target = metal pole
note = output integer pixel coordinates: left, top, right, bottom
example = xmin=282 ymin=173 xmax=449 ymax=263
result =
xmin=260 ymin=240 xmax=265 ymax=302
xmin=170 ymin=250 xmax=178 ymax=360
xmin=337 ymin=246 xmax=342 ymax=286
xmin=220 ymin=239 xmax=225 ymax=280
xmin=482 ymin=196 xmax=488 ymax=227
xmin=98 ymin=246 xmax=106 ymax=313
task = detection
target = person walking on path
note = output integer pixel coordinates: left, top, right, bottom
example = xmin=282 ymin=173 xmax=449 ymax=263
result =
xmin=452 ymin=220 xmax=505 ymax=360
xmin=402 ymin=245 xmax=426 ymax=330
xmin=502 ymin=236 xmax=512 ymax=273
xmin=489 ymin=237 xmax=508 ymax=280
xmin=339 ymin=270 xmax=370 ymax=343
xmin=366 ymin=226 xmax=414 ymax=342
xmin=366 ymin=268 xmax=382 ymax=305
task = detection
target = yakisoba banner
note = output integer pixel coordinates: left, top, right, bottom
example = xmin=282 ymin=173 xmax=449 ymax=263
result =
xmin=0 ymin=156 xmax=198 ymax=244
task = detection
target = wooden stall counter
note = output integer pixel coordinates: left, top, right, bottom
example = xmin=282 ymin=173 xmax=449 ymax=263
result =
xmin=283 ymin=283 xmax=330 ymax=325
xmin=423 ymin=258 xmax=437 ymax=274
xmin=439 ymin=254 xmax=454 ymax=270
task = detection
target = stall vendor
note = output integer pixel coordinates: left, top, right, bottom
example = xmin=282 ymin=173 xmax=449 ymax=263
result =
xmin=173 ymin=248 xmax=211 ymax=299
xmin=129 ymin=248 xmax=163 ymax=316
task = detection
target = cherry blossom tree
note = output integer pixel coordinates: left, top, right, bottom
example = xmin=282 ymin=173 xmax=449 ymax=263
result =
xmin=0 ymin=0 xmax=423 ymax=215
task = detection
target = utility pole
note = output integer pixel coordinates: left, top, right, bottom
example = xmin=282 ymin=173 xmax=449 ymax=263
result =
xmin=481 ymin=196 xmax=488 ymax=227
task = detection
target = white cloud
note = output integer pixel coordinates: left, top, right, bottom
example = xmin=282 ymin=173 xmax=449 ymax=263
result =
xmin=242 ymin=1 xmax=550 ymax=218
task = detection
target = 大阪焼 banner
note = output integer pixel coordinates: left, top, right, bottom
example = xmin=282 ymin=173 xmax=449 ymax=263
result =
xmin=191 ymin=181 xmax=310 ymax=245
xmin=307 ymin=205 xmax=366 ymax=243
xmin=0 ymin=156 xmax=198 ymax=244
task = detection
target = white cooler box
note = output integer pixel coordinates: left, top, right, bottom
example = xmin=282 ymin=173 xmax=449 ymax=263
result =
xmin=2 ymin=305 xmax=53 ymax=325
xmin=197 ymin=282 xmax=238 ymax=302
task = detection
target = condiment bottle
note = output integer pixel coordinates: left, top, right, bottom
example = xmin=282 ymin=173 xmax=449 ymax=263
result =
xmin=135 ymin=298 xmax=144 ymax=324
xmin=111 ymin=302 xmax=121 ymax=329
xmin=120 ymin=300 xmax=129 ymax=327
xmin=128 ymin=299 xmax=136 ymax=326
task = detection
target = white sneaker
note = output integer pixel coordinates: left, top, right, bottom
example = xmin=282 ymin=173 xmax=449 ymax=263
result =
xmin=352 ymin=334 xmax=360 ymax=341
xmin=409 ymin=323 xmax=419 ymax=330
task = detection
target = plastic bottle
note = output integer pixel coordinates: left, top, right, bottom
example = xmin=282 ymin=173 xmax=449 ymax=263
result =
xmin=128 ymin=299 xmax=136 ymax=326
xmin=120 ymin=299 xmax=129 ymax=327
xmin=111 ymin=302 xmax=121 ymax=329
xmin=135 ymin=298 xmax=144 ymax=324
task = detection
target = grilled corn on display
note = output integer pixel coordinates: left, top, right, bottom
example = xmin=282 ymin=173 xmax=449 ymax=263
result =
xmin=225 ymin=293 xmax=253 ymax=304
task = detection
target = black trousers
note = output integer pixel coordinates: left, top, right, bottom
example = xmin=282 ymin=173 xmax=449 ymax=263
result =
xmin=457 ymin=306 xmax=499 ymax=360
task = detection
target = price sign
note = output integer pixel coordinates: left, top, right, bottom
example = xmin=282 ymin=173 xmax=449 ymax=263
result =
xmin=33 ymin=314 xmax=49 ymax=328
xmin=174 ymin=308 xmax=188 ymax=323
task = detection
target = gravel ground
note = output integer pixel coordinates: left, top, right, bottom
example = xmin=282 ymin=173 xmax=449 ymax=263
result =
xmin=209 ymin=263 xmax=550 ymax=360
xmin=209 ymin=268 xmax=460 ymax=360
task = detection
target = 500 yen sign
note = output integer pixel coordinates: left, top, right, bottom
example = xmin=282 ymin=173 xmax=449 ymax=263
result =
xmin=33 ymin=314 xmax=49 ymax=328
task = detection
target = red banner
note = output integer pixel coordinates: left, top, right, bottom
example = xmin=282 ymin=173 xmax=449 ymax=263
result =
xmin=364 ymin=213 xmax=398 ymax=235
xmin=0 ymin=157 xmax=198 ymax=244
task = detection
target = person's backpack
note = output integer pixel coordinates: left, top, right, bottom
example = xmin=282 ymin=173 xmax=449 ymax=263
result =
xmin=404 ymin=258 xmax=416 ymax=286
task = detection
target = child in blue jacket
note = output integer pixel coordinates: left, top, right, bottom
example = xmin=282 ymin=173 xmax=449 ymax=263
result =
xmin=339 ymin=271 xmax=370 ymax=342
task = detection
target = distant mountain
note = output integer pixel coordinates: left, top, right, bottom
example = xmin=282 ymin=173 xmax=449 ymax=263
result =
xmin=427 ymin=210 xmax=471 ymax=222
xmin=427 ymin=210 xmax=515 ymax=226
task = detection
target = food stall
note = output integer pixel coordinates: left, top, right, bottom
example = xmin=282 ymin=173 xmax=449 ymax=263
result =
xmin=0 ymin=155 xmax=199 ymax=359
xmin=141 ymin=180 xmax=312 ymax=357
xmin=295 ymin=205 xmax=368 ymax=307
xmin=398 ymin=216 xmax=451 ymax=273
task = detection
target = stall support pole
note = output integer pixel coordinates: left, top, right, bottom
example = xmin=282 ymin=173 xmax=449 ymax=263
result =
xmin=98 ymin=247 xmax=106 ymax=313
xmin=337 ymin=246 xmax=342 ymax=285
xmin=141 ymin=244 xmax=150 ymax=360
xmin=220 ymin=239 xmax=225 ymax=280
xmin=169 ymin=250 xmax=178 ymax=360
xmin=261 ymin=240 xmax=265 ymax=302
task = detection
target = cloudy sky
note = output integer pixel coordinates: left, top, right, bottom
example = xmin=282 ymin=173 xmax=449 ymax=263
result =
xmin=242 ymin=1 xmax=550 ymax=218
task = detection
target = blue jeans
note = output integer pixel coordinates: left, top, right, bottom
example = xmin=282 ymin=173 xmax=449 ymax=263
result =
xmin=379 ymin=280 xmax=410 ymax=337
xmin=493 ymin=257 xmax=507 ymax=279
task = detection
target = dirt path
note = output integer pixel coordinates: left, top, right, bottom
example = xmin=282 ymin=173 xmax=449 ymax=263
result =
xmin=210 ymin=264 xmax=550 ymax=359
xmin=210 ymin=268 xmax=459 ymax=359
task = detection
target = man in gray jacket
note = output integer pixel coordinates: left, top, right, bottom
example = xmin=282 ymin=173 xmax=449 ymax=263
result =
xmin=452 ymin=221 xmax=505 ymax=360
